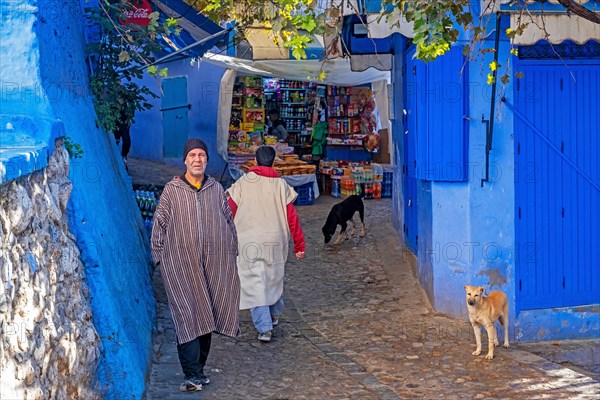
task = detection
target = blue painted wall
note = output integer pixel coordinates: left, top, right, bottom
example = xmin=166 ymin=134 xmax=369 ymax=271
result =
xmin=131 ymin=60 xmax=228 ymax=178
xmin=391 ymin=14 xmax=598 ymax=341
xmin=416 ymin=180 xmax=434 ymax=302
xmin=392 ymin=16 xmax=517 ymax=322
xmin=1 ymin=1 xmax=156 ymax=397
xmin=425 ymin=19 xmax=516 ymax=318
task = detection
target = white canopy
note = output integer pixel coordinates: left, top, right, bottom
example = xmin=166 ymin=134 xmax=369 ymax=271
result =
xmin=201 ymin=52 xmax=390 ymax=86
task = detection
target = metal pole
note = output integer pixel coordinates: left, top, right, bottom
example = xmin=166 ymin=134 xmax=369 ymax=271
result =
xmin=146 ymin=28 xmax=232 ymax=67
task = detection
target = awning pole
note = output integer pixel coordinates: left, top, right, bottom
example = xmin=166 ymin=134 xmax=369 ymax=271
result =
xmin=146 ymin=28 xmax=232 ymax=67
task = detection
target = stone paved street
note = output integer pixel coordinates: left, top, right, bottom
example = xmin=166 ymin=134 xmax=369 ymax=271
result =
xmin=135 ymin=159 xmax=600 ymax=399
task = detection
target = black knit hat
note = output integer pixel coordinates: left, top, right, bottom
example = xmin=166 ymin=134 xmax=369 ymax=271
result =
xmin=183 ymin=138 xmax=209 ymax=161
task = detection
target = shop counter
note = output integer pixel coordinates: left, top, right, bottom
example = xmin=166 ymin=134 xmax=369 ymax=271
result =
xmin=281 ymin=174 xmax=320 ymax=199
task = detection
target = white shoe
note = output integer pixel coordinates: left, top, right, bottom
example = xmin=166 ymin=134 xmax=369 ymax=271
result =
xmin=272 ymin=317 xmax=279 ymax=326
xmin=258 ymin=331 xmax=272 ymax=342
xmin=180 ymin=378 xmax=203 ymax=392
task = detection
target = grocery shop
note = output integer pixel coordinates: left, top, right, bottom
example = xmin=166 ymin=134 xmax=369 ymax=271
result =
xmin=200 ymin=53 xmax=394 ymax=205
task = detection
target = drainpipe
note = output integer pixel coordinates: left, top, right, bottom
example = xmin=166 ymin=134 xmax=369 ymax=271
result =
xmin=481 ymin=12 xmax=506 ymax=187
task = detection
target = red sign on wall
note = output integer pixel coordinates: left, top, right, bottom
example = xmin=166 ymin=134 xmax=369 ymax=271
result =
xmin=121 ymin=0 xmax=153 ymax=27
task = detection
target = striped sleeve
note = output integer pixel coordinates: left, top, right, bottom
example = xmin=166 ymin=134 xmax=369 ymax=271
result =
xmin=221 ymin=192 xmax=238 ymax=253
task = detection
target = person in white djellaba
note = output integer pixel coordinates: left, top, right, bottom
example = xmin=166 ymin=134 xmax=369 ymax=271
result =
xmin=227 ymin=146 xmax=305 ymax=342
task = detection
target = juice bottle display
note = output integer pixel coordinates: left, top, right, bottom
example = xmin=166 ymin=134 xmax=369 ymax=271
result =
xmin=364 ymin=183 xmax=373 ymax=199
xmin=373 ymin=182 xmax=382 ymax=199
xmin=372 ymin=164 xmax=383 ymax=182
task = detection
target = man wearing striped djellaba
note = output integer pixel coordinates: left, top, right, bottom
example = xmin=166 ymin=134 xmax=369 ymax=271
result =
xmin=151 ymin=138 xmax=240 ymax=393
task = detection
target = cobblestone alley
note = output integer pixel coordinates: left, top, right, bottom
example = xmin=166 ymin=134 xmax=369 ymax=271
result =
xmin=134 ymin=159 xmax=599 ymax=400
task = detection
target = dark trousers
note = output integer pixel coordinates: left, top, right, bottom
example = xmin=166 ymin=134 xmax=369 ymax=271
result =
xmin=114 ymin=126 xmax=131 ymax=158
xmin=177 ymin=333 xmax=212 ymax=379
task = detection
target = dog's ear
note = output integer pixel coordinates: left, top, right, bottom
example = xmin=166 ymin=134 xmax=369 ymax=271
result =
xmin=479 ymin=287 xmax=485 ymax=295
xmin=464 ymin=284 xmax=469 ymax=291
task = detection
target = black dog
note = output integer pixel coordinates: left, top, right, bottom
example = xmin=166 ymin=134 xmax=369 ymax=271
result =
xmin=322 ymin=195 xmax=366 ymax=244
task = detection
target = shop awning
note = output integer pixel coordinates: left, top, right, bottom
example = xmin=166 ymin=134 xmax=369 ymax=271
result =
xmin=495 ymin=0 xmax=600 ymax=44
xmin=151 ymin=0 xmax=229 ymax=64
xmin=342 ymin=0 xmax=600 ymax=44
xmin=201 ymin=52 xmax=390 ymax=86
xmin=509 ymin=14 xmax=600 ymax=45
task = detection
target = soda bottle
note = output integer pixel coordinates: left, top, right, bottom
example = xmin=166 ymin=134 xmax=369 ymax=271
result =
xmin=364 ymin=183 xmax=373 ymax=200
xmin=355 ymin=182 xmax=363 ymax=197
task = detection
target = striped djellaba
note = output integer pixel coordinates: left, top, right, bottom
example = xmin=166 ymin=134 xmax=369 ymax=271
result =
xmin=151 ymin=176 xmax=240 ymax=343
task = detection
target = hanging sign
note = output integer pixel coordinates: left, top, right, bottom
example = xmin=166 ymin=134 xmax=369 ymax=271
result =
xmin=120 ymin=0 xmax=153 ymax=27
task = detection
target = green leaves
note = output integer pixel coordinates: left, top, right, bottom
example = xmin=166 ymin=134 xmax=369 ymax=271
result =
xmin=287 ymin=35 xmax=311 ymax=60
xmin=301 ymin=16 xmax=316 ymax=32
xmin=399 ymin=1 xmax=470 ymax=62
xmin=85 ymin=2 xmax=178 ymax=133
xmin=166 ymin=17 xmax=178 ymax=27
xmin=61 ymin=136 xmax=84 ymax=159
xmin=182 ymin=0 xmax=529 ymax=87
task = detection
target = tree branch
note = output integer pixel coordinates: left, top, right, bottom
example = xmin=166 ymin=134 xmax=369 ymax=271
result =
xmin=554 ymin=0 xmax=600 ymax=24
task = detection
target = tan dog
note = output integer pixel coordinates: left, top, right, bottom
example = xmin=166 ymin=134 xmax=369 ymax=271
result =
xmin=464 ymin=285 xmax=510 ymax=360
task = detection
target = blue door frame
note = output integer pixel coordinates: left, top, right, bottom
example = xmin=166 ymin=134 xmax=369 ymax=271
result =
xmin=403 ymin=46 xmax=420 ymax=254
xmin=514 ymin=57 xmax=600 ymax=311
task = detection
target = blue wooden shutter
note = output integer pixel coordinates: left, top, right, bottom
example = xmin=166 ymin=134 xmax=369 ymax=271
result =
xmin=416 ymin=47 xmax=468 ymax=181
xmin=515 ymin=57 xmax=600 ymax=311
xmin=162 ymin=76 xmax=190 ymax=158
xmin=561 ymin=64 xmax=600 ymax=307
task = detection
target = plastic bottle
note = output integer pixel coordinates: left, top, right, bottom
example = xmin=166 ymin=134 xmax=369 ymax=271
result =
xmin=364 ymin=168 xmax=373 ymax=184
xmin=382 ymin=182 xmax=393 ymax=198
xmin=149 ymin=192 xmax=156 ymax=213
xmin=355 ymin=182 xmax=363 ymax=197
xmin=364 ymin=183 xmax=373 ymax=200
xmin=331 ymin=178 xmax=341 ymax=198
xmin=372 ymin=164 xmax=383 ymax=182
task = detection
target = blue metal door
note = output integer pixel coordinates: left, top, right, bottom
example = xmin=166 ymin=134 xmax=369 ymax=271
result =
xmin=403 ymin=47 xmax=420 ymax=254
xmin=162 ymin=76 xmax=190 ymax=158
xmin=514 ymin=59 xmax=600 ymax=310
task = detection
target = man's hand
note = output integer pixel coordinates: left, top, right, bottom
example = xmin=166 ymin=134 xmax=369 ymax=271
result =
xmin=295 ymin=251 xmax=305 ymax=260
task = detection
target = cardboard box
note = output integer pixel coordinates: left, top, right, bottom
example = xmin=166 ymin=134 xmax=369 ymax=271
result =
xmin=373 ymin=128 xmax=391 ymax=163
